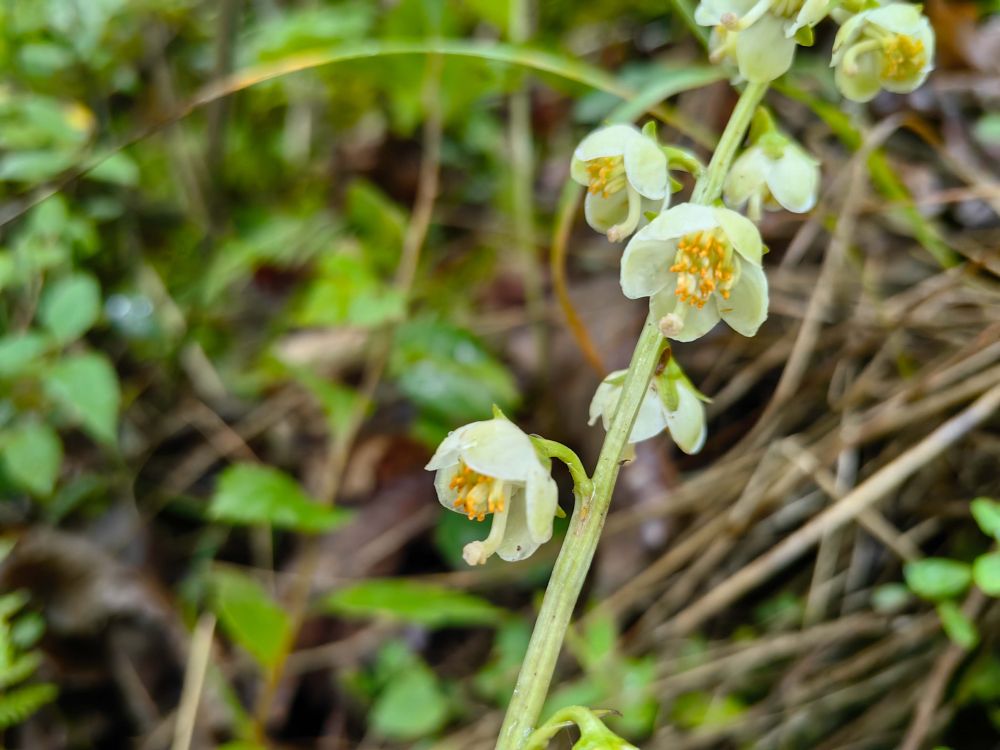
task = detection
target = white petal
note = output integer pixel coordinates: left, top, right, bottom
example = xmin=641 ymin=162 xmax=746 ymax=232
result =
xmin=723 ymin=147 xmax=768 ymax=209
xmin=736 ymin=15 xmax=796 ymax=83
xmin=574 ymin=124 xmax=637 ymax=162
xmin=588 ymin=378 xmax=622 ymax=431
xmin=496 ymin=489 xmax=540 ymax=562
xmin=459 ymin=419 xmax=539 ymax=481
xmin=831 ymin=12 xmax=868 ymax=62
xmin=643 ymin=202 xmax=717 ymax=241
xmin=629 ymin=389 xmax=671 ymax=443
xmin=789 ymin=0 xmax=831 ymax=35
xmin=434 ymin=467 xmax=462 ymax=511
xmin=584 ymin=189 xmax=628 ymax=233
xmin=524 ymin=468 xmax=557 ymax=544
xmin=835 ymin=51 xmax=882 ymax=103
xmin=425 ymin=429 xmax=464 ymax=470
xmin=868 ymin=4 xmax=927 ymax=36
xmin=767 ymin=145 xmax=819 ymax=213
xmin=719 ymin=260 xmax=768 ymax=337
xmin=665 ymin=384 xmax=708 ymax=455
xmin=650 ymin=293 xmax=721 ymax=342
xmin=570 ymin=156 xmax=590 ymax=187
xmin=620 ymin=236 xmax=676 ymax=300
xmin=623 ymin=134 xmax=668 ymax=200
xmin=715 ymin=206 xmax=763 ymax=265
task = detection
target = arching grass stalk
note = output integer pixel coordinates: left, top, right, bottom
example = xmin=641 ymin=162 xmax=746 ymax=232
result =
xmin=495 ymin=81 xmax=769 ymax=750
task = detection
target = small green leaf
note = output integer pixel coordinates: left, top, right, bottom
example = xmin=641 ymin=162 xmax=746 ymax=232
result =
xmin=971 ymin=497 xmax=1000 ymax=541
xmin=0 ymin=334 xmax=49 ymax=378
xmin=87 ymin=152 xmax=139 ymax=186
xmin=1 ymin=422 xmax=62 ymax=497
xmin=211 ymin=569 xmax=290 ymax=670
xmin=0 ymin=151 xmax=76 ymax=182
xmin=208 ymin=463 xmax=351 ymax=533
xmin=370 ymin=663 xmax=448 ymax=741
xmin=936 ymin=601 xmax=978 ymax=650
xmin=42 ymin=352 xmax=120 ymax=445
xmin=39 ymin=273 xmax=101 ymax=343
xmin=904 ymin=558 xmax=972 ymax=601
xmin=973 ymin=552 xmax=1000 ymax=597
xmin=322 ymin=579 xmax=504 ymax=628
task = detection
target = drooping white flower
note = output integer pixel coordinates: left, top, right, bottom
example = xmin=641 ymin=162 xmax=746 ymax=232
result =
xmin=697 ymin=0 xmax=834 ymax=82
xmin=620 ymin=203 xmax=768 ymax=342
xmin=588 ymin=366 xmax=707 ymax=454
xmin=831 ymin=3 xmax=935 ymax=102
xmin=724 ymin=132 xmax=820 ymax=218
xmin=425 ymin=418 xmax=558 ymax=565
xmin=570 ymin=124 xmax=670 ymax=242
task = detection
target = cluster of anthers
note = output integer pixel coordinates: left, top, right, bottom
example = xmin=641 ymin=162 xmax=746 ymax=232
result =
xmin=584 ymin=157 xmax=626 ymax=199
xmin=669 ymin=229 xmax=735 ymax=309
xmin=448 ymin=461 xmax=505 ymax=521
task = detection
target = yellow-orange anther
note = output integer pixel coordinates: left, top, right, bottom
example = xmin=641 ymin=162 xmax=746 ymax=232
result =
xmin=880 ymin=35 xmax=926 ymax=81
xmin=449 ymin=461 xmax=505 ymax=521
xmin=669 ymin=228 xmax=735 ymax=309
xmin=584 ymin=156 xmax=627 ymax=198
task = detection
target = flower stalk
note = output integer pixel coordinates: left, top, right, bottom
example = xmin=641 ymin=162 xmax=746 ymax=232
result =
xmin=494 ymin=80 xmax=769 ymax=750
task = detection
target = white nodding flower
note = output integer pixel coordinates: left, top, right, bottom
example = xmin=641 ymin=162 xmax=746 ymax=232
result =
xmin=588 ymin=367 xmax=707 ymax=454
xmin=724 ymin=132 xmax=820 ymax=218
xmin=697 ymin=0 xmax=834 ymax=83
xmin=571 ymin=124 xmax=670 ymax=243
xmin=831 ymin=3 xmax=934 ymax=103
xmin=425 ymin=418 xmax=558 ymax=566
xmin=620 ymin=203 xmax=768 ymax=343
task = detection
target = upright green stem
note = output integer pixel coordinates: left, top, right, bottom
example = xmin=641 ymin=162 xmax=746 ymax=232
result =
xmin=495 ymin=81 xmax=768 ymax=750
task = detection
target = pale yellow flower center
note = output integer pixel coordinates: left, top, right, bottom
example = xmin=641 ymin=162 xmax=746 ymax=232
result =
xmin=585 ymin=156 xmax=627 ymax=198
xmin=670 ymin=228 xmax=736 ymax=309
xmin=880 ymin=34 xmax=926 ymax=81
xmin=449 ymin=461 xmax=505 ymax=521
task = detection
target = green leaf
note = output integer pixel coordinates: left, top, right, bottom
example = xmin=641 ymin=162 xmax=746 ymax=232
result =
xmin=322 ymin=579 xmax=504 ymax=628
xmin=0 ymin=151 xmax=76 ymax=182
xmin=370 ymin=663 xmax=448 ymax=741
xmin=390 ymin=319 xmax=519 ymax=423
xmin=87 ymin=152 xmax=139 ymax=186
xmin=904 ymin=558 xmax=972 ymax=601
xmin=1 ymin=422 xmax=62 ymax=497
xmin=42 ymin=352 xmax=120 ymax=445
xmin=211 ymin=569 xmax=290 ymax=670
xmin=294 ymin=254 xmax=406 ymax=328
xmin=971 ymin=497 xmax=1000 ymax=541
xmin=670 ymin=691 xmax=747 ymax=730
xmin=0 ymin=334 xmax=49 ymax=378
xmin=973 ymin=552 xmax=1000 ymax=597
xmin=208 ymin=463 xmax=351 ymax=533
xmin=936 ymin=600 xmax=978 ymax=650
xmin=39 ymin=273 xmax=101 ymax=343
xmin=0 ymin=683 xmax=57 ymax=730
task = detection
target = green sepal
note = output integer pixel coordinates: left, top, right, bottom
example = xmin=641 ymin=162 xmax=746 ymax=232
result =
xmin=656 ymin=372 xmax=681 ymax=413
xmin=640 ymin=120 xmax=658 ymax=140
xmin=794 ymin=26 xmax=815 ymax=47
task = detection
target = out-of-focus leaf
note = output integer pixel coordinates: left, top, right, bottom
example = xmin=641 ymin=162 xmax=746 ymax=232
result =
xmin=0 ymin=684 xmax=58 ymax=730
xmin=247 ymin=3 xmax=376 ymax=61
xmin=973 ymin=113 xmax=1000 ymax=146
xmin=390 ymin=319 xmax=519 ymax=423
xmin=370 ymin=663 xmax=449 ymax=741
xmin=322 ymin=579 xmax=504 ymax=628
xmin=871 ymin=583 xmax=913 ymax=613
xmin=42 ymin=352 xmax=120 ymax=446
xmin=473 ymin=618 xmax=531 ymax=704
xmin=294 ymin=254 xmax=405 ymax=328
xmin=39 ymin=272 xmax=101 ymax=343
xmin=87 ymin=152 xmax=139 ymax=186
xmin=208 ymin=463 xmax=351 ymax=533
xmin=346 ymin=180 xmax=405 ymax=273
xmin=670 ymin=691 xmax=747 ymax=730
xmin=210 ymin=569 xmax=290 ymax=670
xmin=973 ymin=552 xmax=1000 ymax=596
xmin=971 ymin=497 xmax=1000 ymax=541
xmin=905 ymin=558 xmax=972 ymax=601
xmin=0 ymin=151 xmax=76 ymax=182
xmin=936 ymin=600 xmax=978 ymax=650
xmin=284 ymin=366 xmax=361 ymax=437
xmin=1 ymin=422 xmax=62 ymax=497
xmin=0 ymin=334 xmax=49 ymax=378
